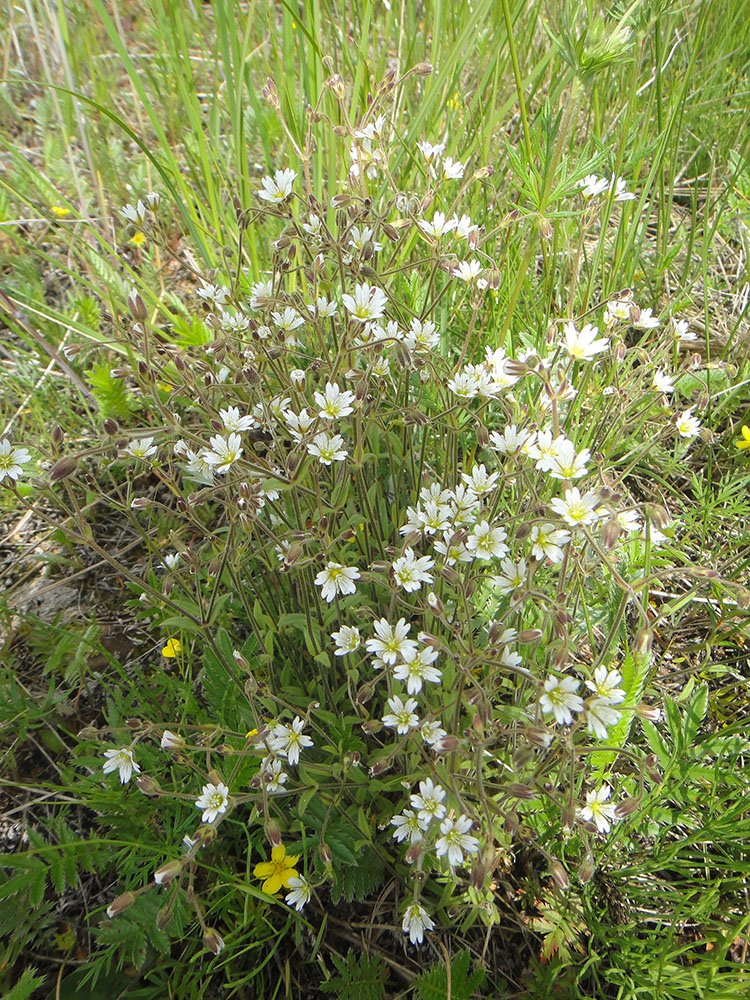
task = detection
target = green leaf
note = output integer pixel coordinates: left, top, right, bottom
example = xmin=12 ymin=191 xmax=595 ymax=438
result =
xmin=5 ymin=968 xmax=46 ymax=1000
xmin=319 ymin=950 xmax=388 ymax=999
xmin=683 ymin=683 xmax=709 ymax=747
xmin=413 ymin=950 xmax=486 ymax=1000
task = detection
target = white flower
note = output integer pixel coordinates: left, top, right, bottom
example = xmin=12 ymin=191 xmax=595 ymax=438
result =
xmin=634 ymin=307 xmax=660 ymax=330
xmin=530 ymin=523 xmax=570 ymax=562
xmin=302 ymin=214 xmax=322 ymax=236
xmin=540 ymin=676 xmax=584 ymax=725
xmin=366 ymin=618 xmax=418 ymax=665
xmin=608 ymin=175 xmax=636 ymax=202
xmin=348 ymin=225 xmax=382 ymax=254
xmin=433 ymin=530 xmax=472 ymax=566
xmin=382 ymin=695 xmax=420 ymax=734
xmin=331 ymin=625 xmax=361 ymax=655
xmin=420 ymin=719 xmax=448 ymax=746
xmin=316 ymin=296 xmax=338 ymax=317
xmin=102 ymin=746 xmax=140 ymax=784
xmin=391 ymin=809 xmax=428 ymax=844
xmin=466 ymin=520 xmax=509 ymax=560
xmin=163 ymin=553 xmax=180 ymax=570
xmin=616 ymin=509 xmax=641 ymax=534
xmin=285 ymin=874 xmax=312 ymax=912
xmin=492 ymin=557 xmax=527 ymax=594
xmin=448 ymin=484 xmax=480 ymax=525
xmin=442 ymin=156 xmax=465 ymax=179
xmin=417 ymin=140 xmax=446 ymax=162
xmin=203 ymin=433 xmax=243 ymax=472
xmin=652 ymin=369 xmax=674 ymax=394
xmin=453 ymin=259 xmax=482 ymax=282
xmin=402 ymin=902 xmax=434 ymax=945
xmin=489 ymin=424 xmax=534 ymax=456
xmin=120 ymin=200 xmax=147 ymax=225
xmin=393 ymin=648 xmax=442 ymax=695
xmin=314 ymin=382 xmax=356 ymax=421
xmin=125 ymin=437 xmax=158 ymax=460
xmin=676 ymin=409 xmax=701 ymax=439
xmin=160 ymin=730 xmax=185 ymax=750
xmin=563 ymin=322 xmax=609 ymax=361
xmin=528 ymin=430 xmax=565 ymax=472
xmin=257 ymin=168 xmax=296 ymax=203
xmin=585 ymin=667 xmax=626 ymax=704
xmin=219 ymin=406 xmax=255 ymax=432
xmin=435 ymin=815 xmax=479 ymax=866
xmin=392 ymin=547 xmax=435 ymax=592
xmin=249 ymin=279 xmax=274 ymax=310
xmin=183 ymin=448 xmax=215 ymax=484
xmin=259 ymin=756 xmax=288 ymax=793
xmin=0 ymin=440 xmax=31 ymax=482
xmin=307 ymin=432 xmax=348 ymax=465
xmin=549 ymin=488 xmax=602 ymax=527
xmin=577 ymin=174 xmax=609 ymax=199
xmin=418 ymin=210 xmax=457 ymax=240
xmin=604 ymin=298 xmax=632 ymax=324
xmin=314 ymin=561 xmax=361 ymax=603
xmin=585 ymin=699 xmax=622 ymax=740
xmin=461 ymin=463 xmax=498 ymax=497
xmin=271 ymin=307 xmax=305 ymax=340
xmin=197 ymin=282 xmax=229 ymax=306
xmin=194 ymin=781 xmax=230 ymax=823
xmin=342 ymin=282 xmax=388 ymax=323
xmin=454 ymin=214 xmax=478 ymax=240
xmin=403 ymin=317 xmax=440 ymax=352
xmin=410 ymin=778 xmax=446 ymax=824
xmin=547 ymin=441 xmax=591 ymax=480
xmin=673 ymin=318 xmax=695 ymax=342
xmin=580 ymin=785 xmax=618 ymax=833
xmin=284 ymin=408 xmax=315 ymax=442
xmin=268 ymin=716 xmax=314 ymax=765
xmin=447 ymin=369 xmax=481 ymax=398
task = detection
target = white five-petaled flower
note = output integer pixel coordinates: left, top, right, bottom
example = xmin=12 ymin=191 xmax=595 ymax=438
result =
xmin=489 ymin=424 xmax=534 ymax=456
xmin=580 ymin=785 xmax=618 ymax=833
xmin=285 ymin=874 xmax=312 ymax=912
xmin=418 ymin=210 xmax=457 ymax=240
xmin=258 ymin=756 xmax=288 ymax=793
xmin=125 ymin=437 xmax=158 ymax=460
xmin=382 ymin=695 xmax=420 ymax=734
xmin=676 ymin=409 xmax=701 ymax=439
xmin=102 ymin=746 xmax=140 ymax=784
xmin=563 ymin=322 xmax=610 ymax=361
xmin=391 ymin=809 xmax=428 ymax=844
xmin=435 ymin=815 xmax=480 ymax=867
xmin=314 ymin=561 xmax=361 ymax=603
xmin=633 ymin=307 xmax=660 ymax=330
xmin=466 ymin=520 xmax=509 ymax=560
xmin=492 ymin=557 xmax=528 ymax=595
xmin=306 ymin=432 xmax=348 ymax=465
xmin=0 ymin=440 xmax=31 ymax=482
xmin=547 ymin=440 xmax=591 ymax=480
xmin=268 ymin=716 xmax=314 ymax=765
xmin=530 ymin=523 xmax=571 ymax=563
xmin=219 ymin=406 xmax=255 ymax=433
xmin=257 ymin=168 xmax=296 ymax=203
xmin=392 ymin=547 xmax=435 ymax=592
xmin=366 ymin=618 xmax=418 ymax=665
xmin=393 ymin=647 xmax=442 ymax=695
xmin=585 ymin=667 xmax=626 ymax=704
xmin=420 ymin=719 xmax=448 ymax=746
xmin=460 ymin=463 xmax=498 ymax=497
xmin=577 ymin=174 xmax=609 ymax=199
xmin=331 ymin=625 xmax=361 ymax=655
xmin=416 ymin=140 xmax=446 ymax=162
xmin=402 ymin=902 xmax=434 ymax=945
xmin=410 ymin=778 xmax=447 ymax=824
xmin=540 ymin=676 xmax=584 ymax=725
xmin=549 ymin=487 xmax=602 ymax=527
xmin=203 ymin=433 xmax=243 ymax=472
xmin=442 ymin=156 xmax=465 ymax=179
xmin=314 ymin=382 xmax=356 ymax=421
xmin=453 ymin=259 xmax=482 ymax=282
xmin=271 ymin=307 xmax=306 ymax=340
xmin=585 ymin=699 xmax=622 ymax=740
xmin=652 ymin=369 xmax=675 ymax=394
xmin=342 ymin=282 xmax=388 ymax=323
xmin=195 ymin=781 xmax=230 ymax=824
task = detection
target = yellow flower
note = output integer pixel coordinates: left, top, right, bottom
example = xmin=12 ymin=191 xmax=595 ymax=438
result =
xmin=162 ymin=638 xmax=183 ymax=658
xmin=156 ymin=382 xmax=172 ymax=394
xmin=130 ymin=231 xmax=146 ymax=246
xmin=51 ymin=205 xmax=70 ymax=218
xmin=736 ymin=426 xmax=750 ymax=450
xmin=253 ymin=844 xmax=299 ymax=894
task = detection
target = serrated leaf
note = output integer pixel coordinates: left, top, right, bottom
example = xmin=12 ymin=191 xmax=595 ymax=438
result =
xmin=683 ymin=683 xmax=708 ymax=747
xmin=414 ymin=950 xmax=486 ymax=1000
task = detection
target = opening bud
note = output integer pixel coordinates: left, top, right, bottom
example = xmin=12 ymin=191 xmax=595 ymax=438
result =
xmin=154 ymin=859 xmax=183 ymax=885
xmin=136 ymin=775 xmax=161 ymax=797
xmin=614 ymin=796 xmax=640 ymax=819
xmin=549 ymin=859 xmax=570 ymax=891
xmin=578 ymin=854 xmax=596 ymax=884
xmin=264 ymin=819 xmax=282 ymax=847
xmin=127 ymin=289 xmax=147 ymax=321
xmin=635 ymin=702 xmax=661 ymax=723
xmin=203 ymin=928 xmax=225 ymax=956
xmin=106 ymin=891 xmax=136 ymax=918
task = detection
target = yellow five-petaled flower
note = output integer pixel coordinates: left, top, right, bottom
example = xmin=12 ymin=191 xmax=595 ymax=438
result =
xmin=253 ymin=845 xmax=299 ymax=895
xmin=736 ymin=426 xmax=750 ymax=451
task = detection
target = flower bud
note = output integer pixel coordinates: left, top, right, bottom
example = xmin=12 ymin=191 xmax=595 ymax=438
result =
xmin=203 ymin=928 xmax=225 ymax=955
xmin=635 ymin=702 xmax=661 ymax=722
xmin=357 ymin=684 xmax=376 ymax=706
xmin=601 ymin=517 xmax=621 ymax=550
xmin=634 ymin=627 xmax=653 ymax=663
xmin=646 ymin=504 xmax=671 ymax=530
xmin=426 ymin=591 xmax=443 ymax=615
xmin=319 ymin=841 xmax=332 ymax=865
xmin=405 ymin=842 xmax=423 ymax=864
xmin=264 ymin=819 xmax=282 ymax=847
xmin=145 ymin=192 xmax=160 ymax=211
xmin=517 ymin=629 xmax=542 ymax=644
xmin=369 ymin=755 xmax=392 ymax=776
xmin=549 ymin=859 xmax=569 ymax=890
xmin=414 ymin=62 xmax=433 ymax=76
xmin=578 ymin=854 xmax=596 ymax=884
xmin=128 ymin=288 xmax=147 ymax=321
xmin=154 ymin=859 xmax=183 ymax=885
xmin=106 ymin=891 xmax=136 ymax=918
xmin=561 ymin=804 xmax=577 ymax=831
xmin=50 ymin=457 xmax=77 ymax=483
xmin=131 ymin=497 xmax=150 ymax=510
xmin=160 ymin=730 xmax=186 ymax=751
xmin=434 ymin=734 xmax=460 ymax=752
xmin=507 ymin=783 xmax=535 ymax=800
xmin=261 ymin=77 xmax=280 ymax=109
xmin=136 ymin=775 xmax=161 ymax=797
xmin=614 ymin=797 xmax=640 ymax=819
